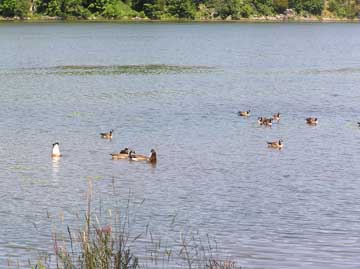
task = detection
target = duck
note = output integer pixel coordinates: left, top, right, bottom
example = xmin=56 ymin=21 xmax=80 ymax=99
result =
xmin=238 ymin=110 xmax=250 ymax=117
xmin=272 ymin=112 xmax=281 ymax=122
xmin=267 ymin=139 xmax=283 ymax=149
xmin=257 ymin=117 xmax=264 ymax=125
xmin=100 ymin=129 xmax=113 ymax=139
xmin=51 ymin=142 xmax=62 ymax=157
xmin=357 ymin=122 xmax=360 ymax=127
xmin=129 ymin=149 xmax=157 ymax=164
xmin=306 ymin=117 xmax=318 ymax=125
xmin=110 ymin=147 xmax=129 ymax=160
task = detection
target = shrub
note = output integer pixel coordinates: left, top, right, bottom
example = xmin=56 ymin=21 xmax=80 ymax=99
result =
xmin=0 ymin=0 xmax=29 ymax=17
xmin=102 ymin=0 xmax=138 ymax=18
xmin=166 ymin=0 xmax=196 ymax=19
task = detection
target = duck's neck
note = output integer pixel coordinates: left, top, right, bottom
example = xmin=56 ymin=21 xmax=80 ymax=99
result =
xmin=149 ymin=152 xmax=157 ymax=163
xmin=53 ymin=144 xmax=60 ymax=155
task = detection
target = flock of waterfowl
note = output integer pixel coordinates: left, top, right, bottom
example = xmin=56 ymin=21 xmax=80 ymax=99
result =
xmin=51 ymin=130 xmax=157 ymax=164
xmin=49 ymin=111 xmax=356 ymax=159
xmin=237 ymin=110 xmax=320 ymax=150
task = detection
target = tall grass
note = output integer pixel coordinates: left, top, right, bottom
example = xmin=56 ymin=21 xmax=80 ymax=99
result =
xmin=32 ymin=180 xmax=240 ymax=269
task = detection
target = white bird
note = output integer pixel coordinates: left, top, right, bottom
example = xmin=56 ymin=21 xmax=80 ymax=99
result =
xmin=52 ymin=142 xmax=62 ymax=157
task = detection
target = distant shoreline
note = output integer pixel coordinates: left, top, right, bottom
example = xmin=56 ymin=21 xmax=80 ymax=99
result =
xmin=1 ymin=16 xmax=359 ymax=23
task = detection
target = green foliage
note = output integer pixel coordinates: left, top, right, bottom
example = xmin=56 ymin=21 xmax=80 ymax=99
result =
xmin=302 ymin=0 xmax=324 ymax=15
xmin=0 ymin=0 xmax=30 ymax=17
xmin=207 ymin=0 xmax=241 ymax=19
xmin=46 ymin=0 xmax=62 ymax=16
xmin=64 ymin=0 xmax=91 ymax=18
xmin=290 ymin=0 xmax=324 ymax=15
xmin=143 ymin=3 xmax=162 ymax=18
xmin=102 ymin=0 xmax=138 ymax=18
xmin=137 ymin=0 xmax=165 ymax=19
xmin=0 ymin=0 xmax=358 ymax=19
xmin=87 ymin=0 xmax=111 ymax=14
xmin=328 ymin=0 xmax=359 ymax=18
xmin=166 ymin=0 xmax=196 ymax=18
xmin=273 ymin=0 xmax=288 ymax=13
xmin=239 ymin=3 xmax=255 ymax=17
xmin=253 ymin=0 xmax=275 ymax=16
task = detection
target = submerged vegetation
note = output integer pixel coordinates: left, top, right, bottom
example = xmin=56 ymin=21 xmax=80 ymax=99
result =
xmin=50 ymin=64 xmax=214 ymax=76
xmin=0 ymin=0 xmax=359 ymax=21
xmin=0 ymin=64 xmax=215 ymax=77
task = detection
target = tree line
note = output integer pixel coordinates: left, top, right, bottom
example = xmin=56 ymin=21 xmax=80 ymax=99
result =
xmin=0 ymin=0 xmax=359 ymax=20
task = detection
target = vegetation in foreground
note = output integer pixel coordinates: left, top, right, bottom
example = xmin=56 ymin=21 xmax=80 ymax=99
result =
xmin=31 ymin=181 xmax=240 ymax=269
xmin=0 ymin=0 xmax=359 ymax=21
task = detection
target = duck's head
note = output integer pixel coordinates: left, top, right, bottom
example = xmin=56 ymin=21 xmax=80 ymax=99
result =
xmin=120 ymin=147 xmax=129 ymax=154
xmin=110 ymin=129 xmax=114 ymax=134
xmin=150 ymin=149 xmax=157 ymax=163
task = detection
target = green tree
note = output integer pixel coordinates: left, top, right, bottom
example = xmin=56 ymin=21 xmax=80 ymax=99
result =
xmin=290 ymin=0 xmax=324 ymax=15
xmin=302 ymin=0 xmax=324 ymax=14
xmin=166 ymin=0 xmax=195 ymax=18
xmin=46 ymin=0 xmax=62 ymax=16
xmin=238 ymin=2 xmax=254 ymax=17
xmin=62 ymin=0 xmax=91 ymax=17
xmin=252 ymin=0 xmax=275 ymax=16
xmin=0 ymin=0 xmax=30 ymax=17
xmin=87 ymin=0 xmax=111 ymax=13
xmin=143 ymin=1 xmax=164 ymax=18
xmin=131 ymin=0 xmax=147 ymax=11
xmin=273 ymin=0 xmax=288 ymax=13
xmin=207 ymin=0 xmax=257 ymax=19
xmin=102 ymin=0 xmax=138 ymax=18
xmin=337 ymin=0 xmax=359 ymax=18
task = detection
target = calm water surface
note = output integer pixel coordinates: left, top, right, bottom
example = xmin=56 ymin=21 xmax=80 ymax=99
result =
xmin=1 ymin=22 xmax=360 ymax=268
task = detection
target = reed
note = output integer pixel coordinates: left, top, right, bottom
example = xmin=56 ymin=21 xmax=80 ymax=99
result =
xmin=32 ymin=180 xmax=240 ymax=269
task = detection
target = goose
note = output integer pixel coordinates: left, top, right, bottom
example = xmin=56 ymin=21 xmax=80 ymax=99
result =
xmin=272 ymin=112 xmax=281 ymax=122
xmin=306 ymin=117 xmax=318 ymax=125
xmin=51 ymin=142 xmax=62 ymax=157
xmin=129 ymin=149 xmax=157 ymax=164
xmin=238 ymin=110 xmax=250 ymax=117
xmin=267 ymin=139 xmax=283 ymax=149
xmin=262 ymin=118 xmax=273 ymax=127
xmin=111 ymin=147 xmax=129 ymax=160
xmin=100 ymin=129 xmax=113 ymax=139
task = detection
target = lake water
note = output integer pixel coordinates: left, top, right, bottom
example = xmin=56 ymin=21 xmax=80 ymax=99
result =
xmin=1 ymin=22 xmax=360 ymax=268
